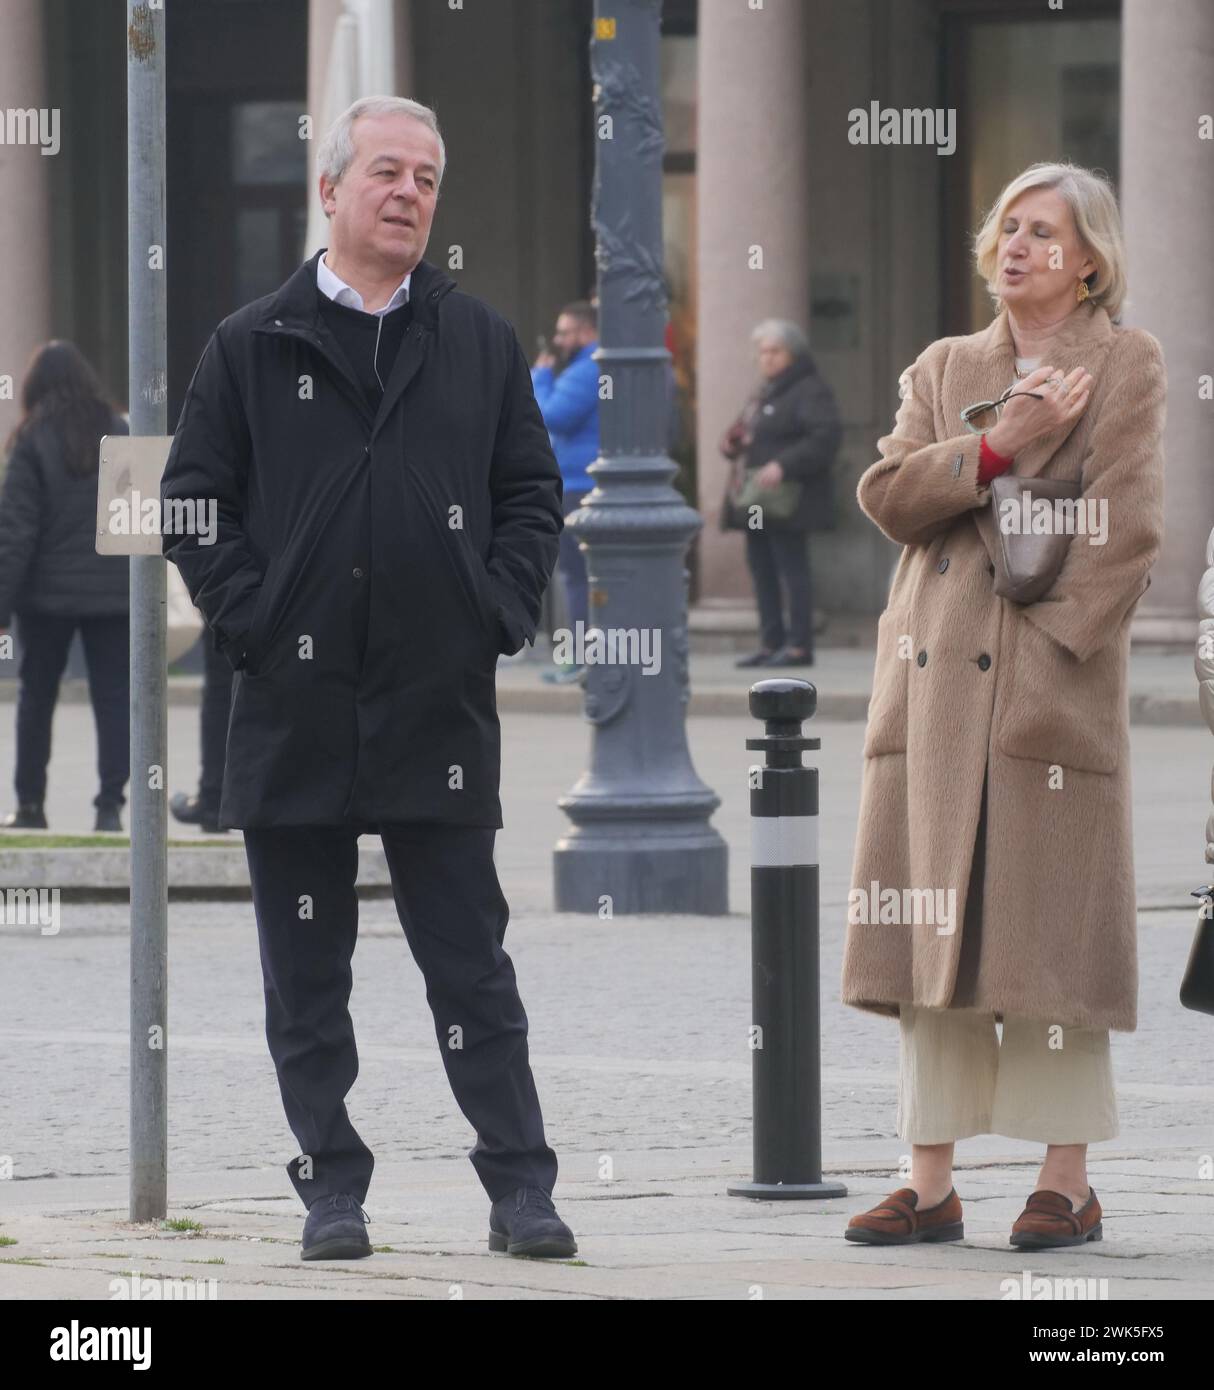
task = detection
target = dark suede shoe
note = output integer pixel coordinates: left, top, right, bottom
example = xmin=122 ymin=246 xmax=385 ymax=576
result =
xmin=845 ymin=1186 xmax=964 ymax=1244
xmin=300 ymin=1193 xmax=372 ymax=1261
xmin=488 ymin=1186 xmax=577 ymax=1258
xmin=3 ymin=803 xmax=47 ymax=830
xmin=1010 ymin=1187 xmax=1102 ymax=1249
xmin=94 ymin=805 xmax=122 ymax=833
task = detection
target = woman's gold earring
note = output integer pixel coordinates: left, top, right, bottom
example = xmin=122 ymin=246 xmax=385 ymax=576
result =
xmin=1076 ymin=278 xmax=1091 ymax=304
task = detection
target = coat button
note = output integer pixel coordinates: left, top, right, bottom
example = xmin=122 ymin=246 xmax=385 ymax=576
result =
xmin=916 ymin=650 xmax=927 ymax=667
xmin=353 ymin=567 xmax=364 ymax=579
xmin=977 ymin=653 xmax=991 ymax=671
xmin=937 ymin=557 xmax=949 ymax=573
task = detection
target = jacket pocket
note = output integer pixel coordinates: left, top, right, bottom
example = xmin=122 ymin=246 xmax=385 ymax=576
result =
xmin=449 ymin=528 xmax=500 ymax=655
xmin=863 ymin=607 xmax=910 ymax=757
xmin=996 ymin=612 xmax=1121 ymax=774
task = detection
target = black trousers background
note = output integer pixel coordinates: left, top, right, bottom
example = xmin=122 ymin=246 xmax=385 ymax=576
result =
xmin=12 ymin=611 xmax=130 ymax=810
xmin=197 ymin=622 xmax=233 ymax=810
xmin=744 ymin=527 xmax=813 ymax=654
xmin=243 ymin=820 xmax=558 ymax=1208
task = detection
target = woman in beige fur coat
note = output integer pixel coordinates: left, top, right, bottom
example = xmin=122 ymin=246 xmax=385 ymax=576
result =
xmin=840 ymin=163 xmax=1166 ymax=1251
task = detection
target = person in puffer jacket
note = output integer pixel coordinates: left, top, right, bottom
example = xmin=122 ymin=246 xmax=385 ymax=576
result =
xmin=0 ymin=340 xmax=130 ymax=832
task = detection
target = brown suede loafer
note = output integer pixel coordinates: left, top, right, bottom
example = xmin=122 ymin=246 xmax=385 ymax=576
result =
xmin=1010 ymin=1187 xmax=1102 ymax=1249
xmin=844 ymin=1187 xmax=964 ymax=1245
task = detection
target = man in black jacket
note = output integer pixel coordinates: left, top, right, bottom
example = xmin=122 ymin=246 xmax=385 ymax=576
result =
xmin=161 ymin=96 xmax=573 ymax=1260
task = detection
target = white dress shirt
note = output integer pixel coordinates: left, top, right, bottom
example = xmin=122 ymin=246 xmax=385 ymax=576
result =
xmin=317 ymin=252 xmax=411 ymax=316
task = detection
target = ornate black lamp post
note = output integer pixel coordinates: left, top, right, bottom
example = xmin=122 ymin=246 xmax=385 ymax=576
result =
xmin=553 ymin=0 xmax=727 ymax=915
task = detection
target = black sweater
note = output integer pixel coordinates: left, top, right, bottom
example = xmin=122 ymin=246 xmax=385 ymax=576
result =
xmin=316 ymin=293 xmax=413 ymax=411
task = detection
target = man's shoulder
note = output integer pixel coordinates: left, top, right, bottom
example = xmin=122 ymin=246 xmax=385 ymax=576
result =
xmin=213 ymin=290 xmax=281 ymax=346
xmin=438 ymin=285 xmax=517 ymax=344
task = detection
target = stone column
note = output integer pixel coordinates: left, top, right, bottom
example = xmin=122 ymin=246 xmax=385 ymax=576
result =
xmin=0 ymin=0 xmax=52 ymax=446
xmin=1120 ymin=0 xmax=1214 ymax=641
xmin=695 ymin=0 xmax=809 ymax=611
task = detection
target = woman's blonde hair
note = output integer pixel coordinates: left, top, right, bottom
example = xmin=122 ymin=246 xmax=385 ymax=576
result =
xmin=972 ymin=162 xmax=1127 ymax=322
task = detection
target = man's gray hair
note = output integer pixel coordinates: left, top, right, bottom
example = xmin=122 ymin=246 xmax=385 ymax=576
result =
xmin=750 ymin=318 xmax=809 ymax=358
xmin=316 ymin=95 xmax=446 ymax=189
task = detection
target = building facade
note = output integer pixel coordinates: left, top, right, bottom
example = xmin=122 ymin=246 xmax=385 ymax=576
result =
xmin=0 ymin=0 xmax=1207 ymax=646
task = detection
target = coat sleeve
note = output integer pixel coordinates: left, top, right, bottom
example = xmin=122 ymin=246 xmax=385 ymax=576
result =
xmin=775 ymin=376 xmax=842 ymax=483
xmin=1019 ymin=330 xmax=1166 ymax=664
xmin=0 ymin=434 xmax=43 ymax=628
xmin=857 ymin=339 xmax=991 ymax=546
xmin=486 ymin=330 xmax=564 ymax=654
xmin=530 ymin=353 xmax=598 ymax=435
xmin=160 ymin=328 xmax=263 ymax=672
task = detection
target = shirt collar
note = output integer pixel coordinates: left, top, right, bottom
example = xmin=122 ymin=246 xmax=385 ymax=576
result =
xmin=317 ymin=252 xmax=411 ymax=316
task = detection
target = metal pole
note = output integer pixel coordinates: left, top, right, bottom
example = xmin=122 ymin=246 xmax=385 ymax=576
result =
xmin=127 ymin=0 xmax=168 ymax=1223
xmin=728 ymin=679 xmax=846 ymax=1199
xmin=553 ymin=0 xmax=727 ymax=914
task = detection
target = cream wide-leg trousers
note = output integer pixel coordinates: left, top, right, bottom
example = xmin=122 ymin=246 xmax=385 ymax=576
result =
xmin=895 ymin=1005 xmax=1120 ymax=1145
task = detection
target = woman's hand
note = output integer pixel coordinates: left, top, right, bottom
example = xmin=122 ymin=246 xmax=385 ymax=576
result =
xmin=985 ymin=364 xmax=1093 ymax=457
xmin=754 ymin=460 xmax=784 ymax=489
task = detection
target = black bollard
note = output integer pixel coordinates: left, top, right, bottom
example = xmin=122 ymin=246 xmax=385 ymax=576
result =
xmin=728 ymin=678 xmax=847 ymax=1200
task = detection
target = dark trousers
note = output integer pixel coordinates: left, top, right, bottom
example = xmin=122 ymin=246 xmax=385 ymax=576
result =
xmin=198 ymin=623 xmax=233 ymax=809
xmin=12 ymin=611 xmax=130 ymax=810
xmin=556 ymin=488 xmax=589 ymax=633
xmin=744 ymin=527 xmax=813 ymax=654
xmin=243 ymin=821 xmax=558 ymax=1208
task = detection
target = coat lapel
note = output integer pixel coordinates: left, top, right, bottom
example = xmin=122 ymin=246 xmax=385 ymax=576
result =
xmin=954 ymin=303 xmax=1115 ymax=567
xmin=952 ymin=302 xmax=1115 ymax=481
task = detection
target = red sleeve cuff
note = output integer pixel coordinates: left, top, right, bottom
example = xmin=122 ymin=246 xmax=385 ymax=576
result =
xmin=977 ymin=434 xmax=1014 ymax=485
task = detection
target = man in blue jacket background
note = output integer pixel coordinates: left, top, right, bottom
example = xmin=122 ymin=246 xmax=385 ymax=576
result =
xmin=531 ymin=301 xmax=599 ymax=684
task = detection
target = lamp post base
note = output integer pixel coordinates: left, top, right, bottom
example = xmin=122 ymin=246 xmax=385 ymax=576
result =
xmin=727 ymin=1180 xmax=849 ymax=1201
xmin=553 ymin=830 xmax=728 ymax=915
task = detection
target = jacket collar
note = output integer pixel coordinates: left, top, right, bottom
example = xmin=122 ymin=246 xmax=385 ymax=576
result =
xmin=979 ymin=300 xmax=1113 ymax=376
xmin=252 ymin=248 xmax=457 ymax=336
xmin=761 ymin=354 xmax=815 ymax=399
xmin=250 ymin=248 xmax=459 ymax=439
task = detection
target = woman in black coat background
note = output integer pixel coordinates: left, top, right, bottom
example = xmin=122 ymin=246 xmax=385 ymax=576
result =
xmin=720 ymin=319 xmax=842 ymax=667
xmin=0 ymin=341 xmax=130 ymax=831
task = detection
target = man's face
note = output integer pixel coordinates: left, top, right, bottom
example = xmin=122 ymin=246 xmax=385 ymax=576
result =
xmin=552 ymin=313 xmax=593 ymax=366
xmin=320 ymin=112 xmax=441 ymax=272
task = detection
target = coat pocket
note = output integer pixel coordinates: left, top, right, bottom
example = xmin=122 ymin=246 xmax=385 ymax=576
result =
xmin=863 ymin=607 xmax=910 ymax=757
xmin=449 ymin=528 xmax=501 ymax=655
xmin=996 ymin=612 xmax=1121 ymax=775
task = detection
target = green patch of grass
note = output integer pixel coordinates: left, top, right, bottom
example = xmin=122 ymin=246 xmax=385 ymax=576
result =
xmin=196 ymin=1257 xmax=225 ymax=1265
xmin=372 ymin=1245 xmax=398 ymax=1254
xmin=160 ymin=1218 xmax=203 ymax=1233
xmin=0 ymin=1257 xmax=44 ymax=1266
xmin=565 ymin=1259 xmax=588 ymax=1267
xmin=0 ymin=1235 xmax=17 ymax=1247
xmin=0 ymin=834 xmax=232 ymax=849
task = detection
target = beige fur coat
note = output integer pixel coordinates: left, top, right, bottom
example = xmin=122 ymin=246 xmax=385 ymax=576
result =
xmin=840 ymin=301 xmax=1166 ymax=1032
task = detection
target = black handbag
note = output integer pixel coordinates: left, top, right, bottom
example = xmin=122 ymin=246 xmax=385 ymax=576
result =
xmin=1179 ymin=886 xmax=1214 ymax=1015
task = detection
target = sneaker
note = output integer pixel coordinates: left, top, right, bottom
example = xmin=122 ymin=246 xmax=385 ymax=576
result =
xmin=2 ymin=803 xmax=47 ymax=830
xmin=300 ymin=1193 xmax=372 ymax=1261
xmin=488 ymin=1186 xmax=577 ymax=1258
xmin=94 ymin=805 xmax=123 ymax=833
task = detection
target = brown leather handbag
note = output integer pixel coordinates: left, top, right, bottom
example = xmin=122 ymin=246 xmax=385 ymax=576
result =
xmin=988 ymin=473 xmax=1083 ymax=604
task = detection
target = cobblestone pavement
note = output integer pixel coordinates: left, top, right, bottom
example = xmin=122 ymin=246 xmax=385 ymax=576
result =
xmin=0 ymin=712 xmax=1210 ymax=1297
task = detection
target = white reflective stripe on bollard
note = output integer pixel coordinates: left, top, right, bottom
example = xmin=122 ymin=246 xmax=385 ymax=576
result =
xmin=750 ymin=814 xmax=819 ymax=868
